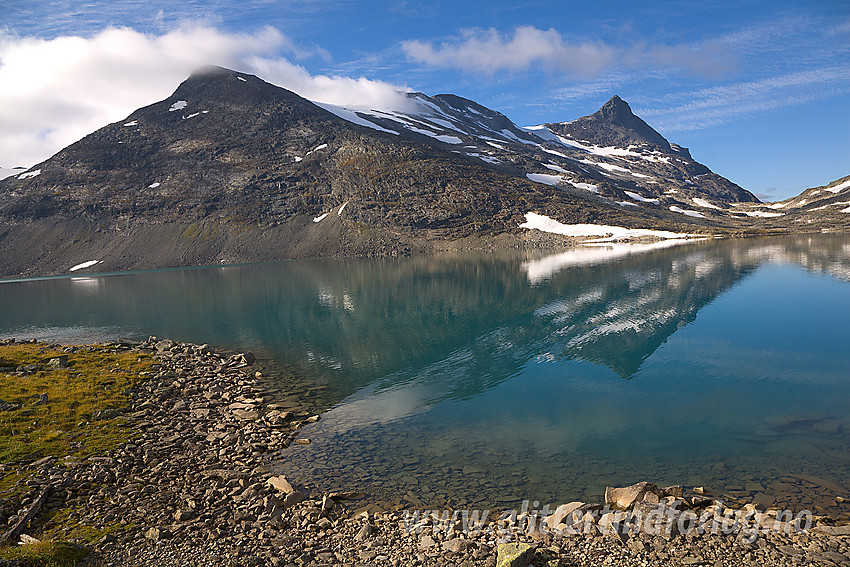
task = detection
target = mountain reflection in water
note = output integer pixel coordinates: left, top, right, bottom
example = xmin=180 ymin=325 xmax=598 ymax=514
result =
xmin=2 ymin=235 xmax=850 ymax=509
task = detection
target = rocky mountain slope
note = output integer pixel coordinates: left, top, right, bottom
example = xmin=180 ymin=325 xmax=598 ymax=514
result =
xmin=0 ymin=65 xmax=840 ymax=278
xmin=748 ymin=174 xmax=850 ymax=232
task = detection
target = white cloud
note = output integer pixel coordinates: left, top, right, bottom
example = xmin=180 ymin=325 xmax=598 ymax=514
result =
xmin=401 ymin=26 xmax=735 ymax=78
xmin=0 ymin=24 xmax=410 ymax=168
xmin=637 ymin=66 xmax=850 ymax=131
xmin=402 ymin=26 xmax=616 ymax=76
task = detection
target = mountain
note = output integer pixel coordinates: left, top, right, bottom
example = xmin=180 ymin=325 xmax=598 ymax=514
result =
xmin=0 ymin=65 xmax=831 ymax=279
xmin=548 ymin=95 xmax=681 ymax=154
xmin=753 ymin=174 xmax=850 ymax=231
xmin=324 ymin=92 xmax=761 ymax=215
xmin=0 ymin=66 xmax=680 ymax=278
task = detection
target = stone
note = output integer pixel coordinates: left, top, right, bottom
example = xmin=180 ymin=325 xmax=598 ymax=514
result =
xmin=267 ymin=476 xmax=294 ymax=494
xmin=232 ymin=409 xmax=260 ymax=420
xmin=47 ymin=356 xmax=69 ymax=368
xmin=633 ymin=501 xmax=682 ymax=539
xmin=282 ymin=491 xmax=306 ymax=509
xmin=821 ymin=551 xmax=850 ymax=564
xmin=543 ymin=502 xmax=584 ymax=531
xmin=599 ymin=511 xmax=629 ymax=535
xmin=443 ymin=537 xmax=472 ymax=553
xmin=605 ymin=482 xmax=660 ymax=510
xmin=92 ymin=408 xmax=122 ymax=421
xmin=496 ymin=542 xmax=534 ymax=567
xmin=752 ymin=492 xmax=775 ymax=510
xmin=354 ymin=523 xmax=373 ymax=542
xmin=662 ymin=485 xmax=684 ymax=498
xmin=812 ymin=525 xmax=850 ymax=536
xmin=419 ymin=534 xmax=437 ymax=549
xmin=174 ymin=510 xmax=195 ymax=522
xmin=37 ymin=392 xmax=48 ymax=405
xmin=144 ymin=527 xmax=170 ymax=541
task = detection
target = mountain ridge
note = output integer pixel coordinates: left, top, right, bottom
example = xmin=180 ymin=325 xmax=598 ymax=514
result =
xmin=0 ymin=65 xmax=845 ymax=278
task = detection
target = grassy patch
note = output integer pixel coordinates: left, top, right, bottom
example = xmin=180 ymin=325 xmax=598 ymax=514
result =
xmin=0 ymin=343 xmax=153 ymax=462
xmin=0 ymin=342 xmax=154 ymax=564
xmin=0 ymin=541 xmax=89 ymax=567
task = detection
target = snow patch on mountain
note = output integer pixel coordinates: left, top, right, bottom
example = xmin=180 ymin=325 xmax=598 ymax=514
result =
xmin=825 ymin=179 xmax=850 ymax=194
xmin=18 ymin=169 xmax=41 ymax=180
xmin=69 ymin=260 xmax=101 ymax=272
xmin=692 ymin=198 xmax=721 ymax=209
xmin=519 ymin=212 xmax=694 ymax=241
xmin=739 ymin=210 xmax=785 ymax=218
xmin=624 ymin=191 xmax=659 ymax=204
xmin=669 ymin=206 xmax=705 ymax=218
xmin=567 ymin=181 xmax=598 ymax=192
xmin=526 ymin=173 xmax=565 ymax=186
xmin=314 ymin=103 xmax=400 ymax=135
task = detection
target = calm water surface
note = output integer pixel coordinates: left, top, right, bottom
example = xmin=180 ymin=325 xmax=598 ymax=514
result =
xmin=2 ymin=235 xmax=850 ymax=511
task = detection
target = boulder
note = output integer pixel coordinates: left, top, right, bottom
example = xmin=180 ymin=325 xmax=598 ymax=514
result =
xmin=605 ymin=482 xmax=660 ymax=509
xmin=543 ymin=502 xmax=584 ymax=531
xmin=633 ymin=500 xmax=682 ymax=539
xmin=354 ymin=523 xmax=373 ymax=542
xmin=92 ymin=408 xmax=122 ymax=421
xmin=47 ymin=356 xmax=69 ymax=368
xmin=144 ymin=527 xmax=170 ymax=541
xmin=812 ymin=525 xmax=850 ymax=536
xmin=496 ymin=542 xmax=534 ymax=567
xmin=283 ymin=490 xmax=306 ymax=509
xmin=267 ymin=475 xmax=294 ymax=494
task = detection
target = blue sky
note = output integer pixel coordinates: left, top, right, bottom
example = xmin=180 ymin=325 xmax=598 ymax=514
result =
xmin=2 ymin=0 xmax=849 ymax=200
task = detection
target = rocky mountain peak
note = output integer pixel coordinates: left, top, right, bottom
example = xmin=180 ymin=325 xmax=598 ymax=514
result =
xmin=596 ymin=95 xmax=633 ymax=122
xmin=546 ymin=95 xmax=683 ymax=156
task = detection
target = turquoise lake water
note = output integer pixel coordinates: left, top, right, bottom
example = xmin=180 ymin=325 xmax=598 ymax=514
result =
xmin=2 ymin=235 xmax=849 ymax=510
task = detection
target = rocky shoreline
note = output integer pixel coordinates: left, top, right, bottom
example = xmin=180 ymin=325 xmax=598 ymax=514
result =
xmin=1 ymin=338 xmax=849 ymax=566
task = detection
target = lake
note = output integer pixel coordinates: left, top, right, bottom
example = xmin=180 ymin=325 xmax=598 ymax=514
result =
xmin=2 ymin=235 xmax=850 ymax=513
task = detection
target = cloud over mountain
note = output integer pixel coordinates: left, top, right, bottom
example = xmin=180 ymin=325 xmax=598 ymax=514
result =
xmin=0 ymin=24 xmax=409 ymax=168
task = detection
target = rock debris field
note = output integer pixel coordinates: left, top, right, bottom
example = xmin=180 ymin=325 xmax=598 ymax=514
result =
xmin=0 ymin=338 xmax=849 ymax=567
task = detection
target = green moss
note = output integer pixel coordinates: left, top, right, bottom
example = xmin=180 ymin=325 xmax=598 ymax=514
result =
xmin=0 ymin=343 xmax=153 ymax=463
xmin=0 ymin=541 xmax=89 ymax=567
xmin=0 ymin=342 xmax=155 ymax=561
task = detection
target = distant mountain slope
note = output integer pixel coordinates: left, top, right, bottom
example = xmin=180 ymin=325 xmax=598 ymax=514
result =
xmin=748 ymin=174 xmax=850 ymax=232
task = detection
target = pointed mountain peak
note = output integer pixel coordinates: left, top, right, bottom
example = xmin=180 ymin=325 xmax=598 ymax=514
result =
xmin=547 ymin=95 xmax=681 ymax=154
xmin=601 ymin=94 xmax=630 ymax=111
